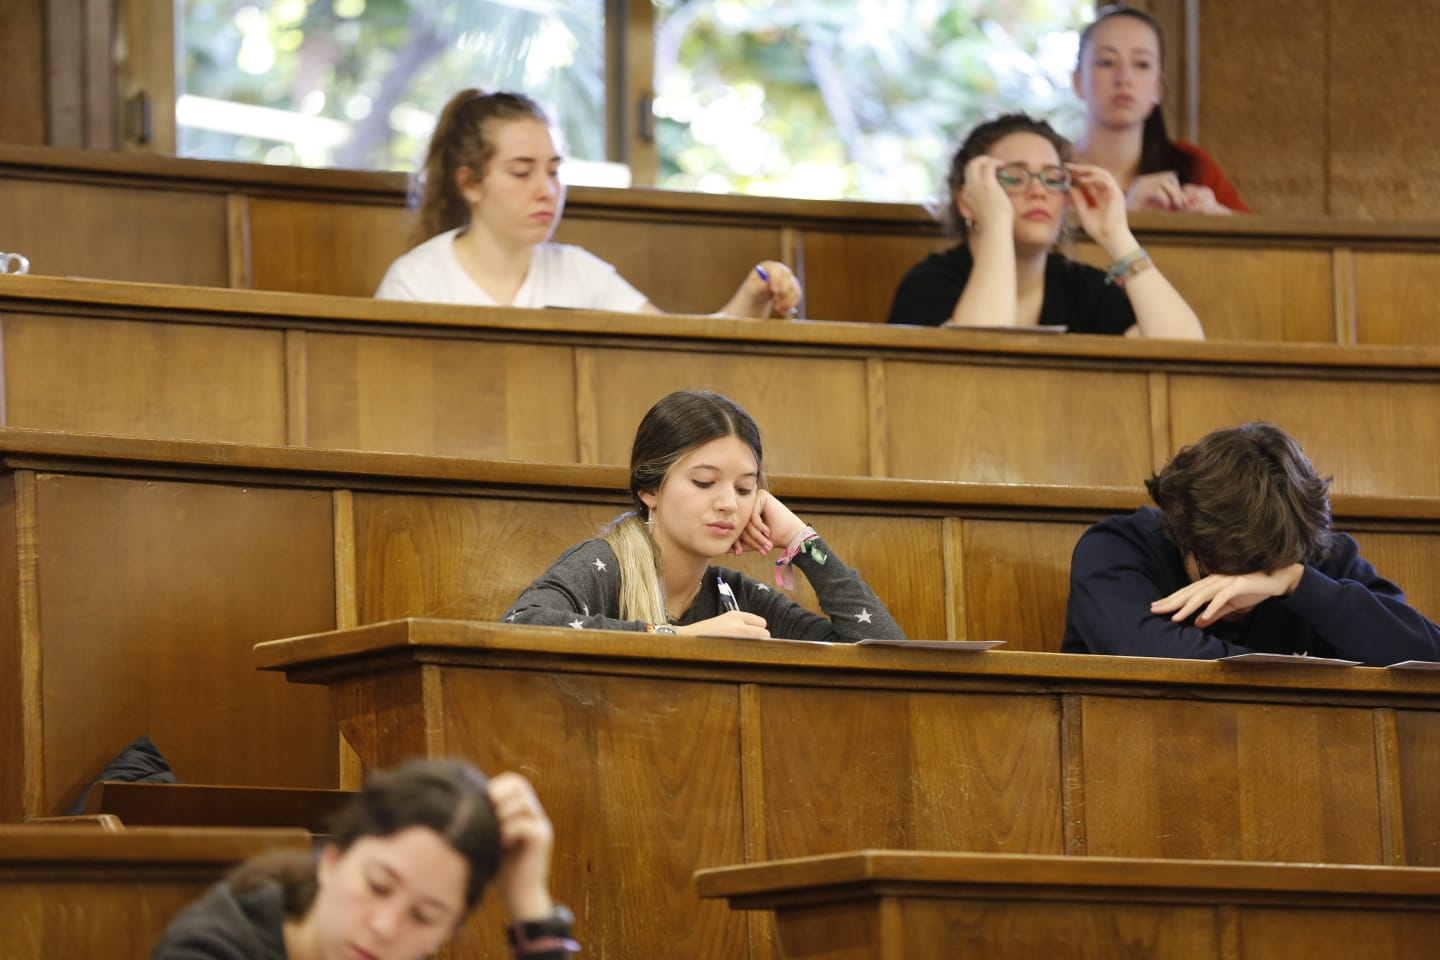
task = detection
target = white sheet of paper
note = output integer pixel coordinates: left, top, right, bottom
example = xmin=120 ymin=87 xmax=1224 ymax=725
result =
xmin=856 ymin=639 xmax=1005 ymax=651
xmin=1218 ymin=652 xmax=1361 ymax=667
xmin=1386 ymin=660 xmax=1440 ymax=671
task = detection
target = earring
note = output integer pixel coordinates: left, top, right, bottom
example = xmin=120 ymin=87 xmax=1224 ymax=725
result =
xmin=965 ymin=218 xmax=978 ymax=233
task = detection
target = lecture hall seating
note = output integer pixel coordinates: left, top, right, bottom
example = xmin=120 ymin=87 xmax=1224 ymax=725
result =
xmin=5 ymin=143 xmax=1440 ymax=342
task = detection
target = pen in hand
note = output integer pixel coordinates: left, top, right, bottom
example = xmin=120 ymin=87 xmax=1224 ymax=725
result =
xmin=717 ymin=575 xmax=741 ymax=613
xmin=753 ymin=264 xmax=800 ymax=318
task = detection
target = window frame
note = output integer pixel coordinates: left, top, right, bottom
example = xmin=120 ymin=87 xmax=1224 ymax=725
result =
xmin=87 ymin=0 xmax=1190 ymax=191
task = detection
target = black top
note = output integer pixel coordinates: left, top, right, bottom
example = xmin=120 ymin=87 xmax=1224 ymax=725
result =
xmin=887 ymin=244 xmax=1137 ymax=334
xmin=1061 ymin=507 xmax=1440 ymax=665
xmin=152 ymin=879 xmax=576 ymax=960
xmin=151 ymin=881 xmax=287 ymax=960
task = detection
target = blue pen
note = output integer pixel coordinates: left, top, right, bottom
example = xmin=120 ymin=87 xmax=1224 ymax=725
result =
xmin=717 ymin=575 xmax=741 ymax=613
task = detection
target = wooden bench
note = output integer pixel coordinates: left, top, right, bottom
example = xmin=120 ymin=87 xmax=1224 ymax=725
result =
xmin=5 ymin=144 xmax=1440 ymax=343
xmin=2 ymin=825 xmax=310 ymax=959
xmin=696 ymin=850 xmax=1440 ymax=959
xmin=256 ymin=619 xmax=1440 ymax=960
xmin=4 ymin=274 xmax=1440 ymax=502
xmin=3 ymin=429 xmax=1438 ymax=823
xmin=84 ymin=781 xmax=356 ymax=835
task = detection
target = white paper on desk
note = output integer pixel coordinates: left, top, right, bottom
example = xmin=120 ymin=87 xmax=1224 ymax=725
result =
xmin=1218 ymin=652 xmax=1361 ymax=667
xmin=1386 ymin=660 xmax=1440 ymax=671
xmin=856 ymin=639 xmax=1005 ymax=651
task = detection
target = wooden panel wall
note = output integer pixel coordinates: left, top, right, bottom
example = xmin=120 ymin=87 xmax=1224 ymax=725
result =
xmin=878 ymin=361 xmax=1154 ymax=485
xmin=1396 ymin=710 xmax=1440 ymax=866
xmin=301 ymin=332 xmax=580 ymax=460
xmin=1166 ymin=375 xmax=1440 ymax=499
xmin=1080 ymin=697 xmax=1383 ymax=862
xmin=0 ymin=2 xmax=47 ymax=146
xmin=1197 ymin=1 xmax=1326 ymax=216
xmin=583 ymin=346 xmax=871 ymax=476
xmin=0 ymin=181 xmax=229 ymax=285
xmin=1327 ymin=1 xmax=1440 ymax=219
xmin=796 ymin=230 xmax=947 ymax=325
xmin=1 ymin=313 xmax=288 ymax=445
xmin=244 ymin=198 xmax=413 ymax=297
xmin=1353 ymin=251 xmax=1440 ymax=348
xmin=0 ymin=480 xmax=23 ymax=822
xmin=1200 ymin=0 xmax=1440 ymax=218
xmin=438 ymin=667 xmax=751 ymax=959
xmin=14 ymin=472 xmax=340 ymax=815
xmin=756 ymin=687 xmax=1064 ymax=857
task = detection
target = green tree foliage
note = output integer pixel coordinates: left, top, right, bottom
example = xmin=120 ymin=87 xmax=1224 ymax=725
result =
xmin=653 ymin=0 xmax=1092 ymax=201
xmin=180 ymin=0 xmax=606 ymax=171
xmin=180 ymin=0 xmax=1090 ymax=202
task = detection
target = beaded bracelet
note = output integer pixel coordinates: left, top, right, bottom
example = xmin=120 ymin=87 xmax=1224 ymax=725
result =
xmin=1105 ymin=247 xmax=1154 ymax=287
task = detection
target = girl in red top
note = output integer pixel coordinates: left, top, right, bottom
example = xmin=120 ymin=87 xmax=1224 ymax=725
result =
xmin=1072 ymin=5 xmax=1250 ymax=214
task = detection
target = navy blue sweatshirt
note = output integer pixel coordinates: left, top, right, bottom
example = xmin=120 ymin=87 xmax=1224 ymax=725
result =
xmin=1061 ymin=507 xmax=1440 ymax=665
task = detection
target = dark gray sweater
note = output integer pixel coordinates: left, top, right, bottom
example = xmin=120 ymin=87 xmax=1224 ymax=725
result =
xmin=503 ymin=535 xmax=906 ymax=643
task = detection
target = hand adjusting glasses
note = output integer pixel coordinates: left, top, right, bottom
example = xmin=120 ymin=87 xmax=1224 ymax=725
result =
xmin=994 ymin=163 xmax=1070 ymax=193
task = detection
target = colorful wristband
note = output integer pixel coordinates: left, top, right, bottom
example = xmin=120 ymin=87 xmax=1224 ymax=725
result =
xmin=774 ymin=526 xmax=825 ymax=589
xmin=1105 ymin=247 xmax=1154 ymax=287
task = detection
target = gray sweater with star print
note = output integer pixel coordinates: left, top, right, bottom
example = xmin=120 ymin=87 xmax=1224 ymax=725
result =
xmin=502 ymin=535 xmax=905 ymax=643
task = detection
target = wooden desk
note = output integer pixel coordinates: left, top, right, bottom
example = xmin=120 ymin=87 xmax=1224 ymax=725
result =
xmin=2 ymin=429 xmax=1438 ymax=824
xmin=257 ymin=619 xmax=1440 ymax=960
xmin=4 ymin=275 xmax=1440 ymax=501
xmin=84 ymin=782 xmax=356 ymax=834
xmin=2 ymin=825 xmax=310 ymax=959
xmin=5 ymin=144 xmax=1440 ymax=343
xmin=696 ymin=850 xmax=1440 ymax=959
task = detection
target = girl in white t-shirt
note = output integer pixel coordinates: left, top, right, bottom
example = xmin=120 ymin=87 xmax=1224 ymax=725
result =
xmin=376 ymin=89 xmax=801 ymax=316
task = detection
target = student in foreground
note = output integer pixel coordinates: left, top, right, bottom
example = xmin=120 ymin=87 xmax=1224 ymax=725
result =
xmin=151 ymin=759 xmax=575 ymax=960
xmin=1072 ymin=5 xmax=1249 ymax=214
xmin=376 ymin=88 xmax=801 ymax=318
xmin=503 ymin=389 xmax=905 ymax=642
xmin=1062 ymin=422 xmax=1440 ymax=665
xmin=886 ymin=113 xmax=1203 ymax=338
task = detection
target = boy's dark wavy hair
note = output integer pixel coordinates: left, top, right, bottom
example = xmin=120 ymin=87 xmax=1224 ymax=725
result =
xmin=1146 ymin=422 xmax=1333 ymax=574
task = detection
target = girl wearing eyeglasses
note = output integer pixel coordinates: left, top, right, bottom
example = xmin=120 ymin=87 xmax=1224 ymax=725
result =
xmin=886 ymin=113 xmax=1203 ymax=339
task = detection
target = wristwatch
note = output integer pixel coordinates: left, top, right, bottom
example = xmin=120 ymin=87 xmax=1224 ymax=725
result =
xmin=508 ymin=904 xmax=578 ymax=955
xmin=647 ymin=623 xmax=678 ymax=634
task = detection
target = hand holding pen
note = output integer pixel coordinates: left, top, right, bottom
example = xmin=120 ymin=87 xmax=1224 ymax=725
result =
xmin=751 ymin=262 xmax=803 ymax=318
xmin=672 ymin=575 xmax=769 ymax=639
xmin=672 ymin=576 xmax=769 ymax=639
